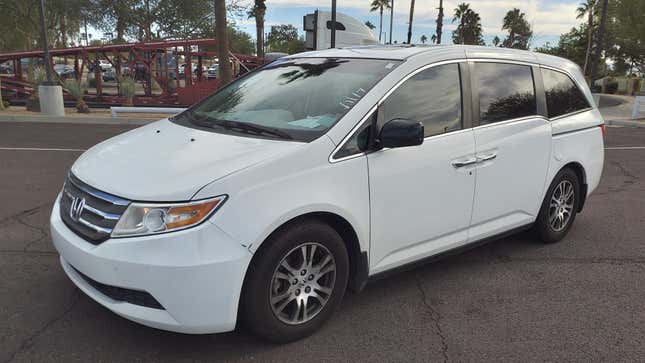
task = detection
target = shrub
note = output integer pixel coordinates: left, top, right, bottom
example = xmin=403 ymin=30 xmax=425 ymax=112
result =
xmin=605 ymin=81 xmax=618 ymax=94
xmin=119 ymin=77 xmax=136 ymax=106
xmin=64 ymin=79 xmax=89 ymax=113
xmin=88 ymin=77 xmax=97 ymax=88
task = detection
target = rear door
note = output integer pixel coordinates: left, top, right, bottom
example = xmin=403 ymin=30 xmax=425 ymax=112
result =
xmin=468 ymin=61 xmax=552 ymax=241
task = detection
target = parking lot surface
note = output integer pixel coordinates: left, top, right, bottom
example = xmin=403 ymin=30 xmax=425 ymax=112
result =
xmin=1 ymin=121 xmax=644 ymax=362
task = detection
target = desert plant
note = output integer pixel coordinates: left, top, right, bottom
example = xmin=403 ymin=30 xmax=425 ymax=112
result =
xmin=119 ymin=76 xmax=136 ymax=106
xmin=64 ymin=79 xmax=90 ymax=113
xmin=26 ymin=66 xmax=47 ymax=111
xmin=88 ymin=76 xmax=97 ymax=88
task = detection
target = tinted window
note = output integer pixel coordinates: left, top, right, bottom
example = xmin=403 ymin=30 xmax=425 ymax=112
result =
xmin=476 ymin=63 xmax=536 ymax=123
xmin=542 ymin=68 xmax=590 ymax=118
xmin=382 ymin=64 xmax=462 ymax=137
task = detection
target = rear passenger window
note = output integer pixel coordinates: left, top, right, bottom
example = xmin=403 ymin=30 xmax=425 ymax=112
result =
xmin=382 ymin=63 xmax=462 ymax=137
xmin=541 ymin=68 xmax=590 ymax=118
xmin=476 ymin=63 xmax=536 ymax=124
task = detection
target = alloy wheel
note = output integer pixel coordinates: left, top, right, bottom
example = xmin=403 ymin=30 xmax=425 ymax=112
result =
xmin=548 ymin=180 xmax=575 ymax=232
xmin=269 ymin=242 xmax=336 ymax=325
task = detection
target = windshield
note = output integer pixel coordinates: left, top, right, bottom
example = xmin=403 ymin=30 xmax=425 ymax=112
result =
xmin=173 ymin=58 xmax=400 ymax=141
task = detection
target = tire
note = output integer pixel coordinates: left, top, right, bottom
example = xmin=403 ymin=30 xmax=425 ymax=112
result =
xmin=241 ymin=219 xmax=349 ymax=343
xmin=534 ymin=167 xmax=581 ymax=243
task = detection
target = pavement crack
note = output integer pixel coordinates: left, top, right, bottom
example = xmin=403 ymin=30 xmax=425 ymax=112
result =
xmin=0 ymin=203 xmax=50 ymax=226
xmin=14 ymin=214 xmax=49 ymax=252
xmin=3 ymin=289 xmax=80 ymax=363
xmin=415 ymin=273 xmax=449 ymax=363
xmin=0 ymin=249 xmax=57 ymax=256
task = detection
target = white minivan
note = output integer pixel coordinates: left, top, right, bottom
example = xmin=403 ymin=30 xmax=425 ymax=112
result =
xmin=51 ymin=45 xmax=604 ymax=342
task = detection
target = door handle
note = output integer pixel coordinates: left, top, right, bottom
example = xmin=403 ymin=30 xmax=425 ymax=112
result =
xmin=477 ymin=153 xmax=497 ymax=162
xmin=451 ymin=157 xmax=478 ymax=168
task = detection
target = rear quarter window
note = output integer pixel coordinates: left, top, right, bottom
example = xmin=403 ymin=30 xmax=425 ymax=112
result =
xmin=541 ymin=68 xmax=590 ymax=118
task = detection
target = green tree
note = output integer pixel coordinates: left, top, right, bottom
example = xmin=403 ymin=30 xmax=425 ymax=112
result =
xmin=364 ymin=20 xmax=376 ymax=30
xmin=451 ymin=3 xmax=484 ymax=45
xmin=247 ymin=0 xmax=266 ymax=58
xmin=370 ymin=0 xmax=391 ymax=43
xmin=492 ymin=35 xmax=501 ymax=46
xmin=0 ymin=0 xmax=88 ymax=51
xmin=534 ymin=25 xmax=589 ymax=68
xmin=154 ymin=0 xmax=213 ymax=39
xmin=420 ymin=34 xmax=428 ymax=44
xmin=267 ymin=24 xmax=304 ymax=54
xmin=501 ymin=8 xmax=532 ymax=50
xmin=609 ymin=0 xmax=645 ymax=75
xmin=87 ymin=0 xmax=138 ymax=42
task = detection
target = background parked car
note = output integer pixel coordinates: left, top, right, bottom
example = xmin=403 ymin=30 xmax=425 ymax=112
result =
xmin=206 ymin=64 xmax=219 ymax=79
xmin=53 ymin=64 xmax=76 ymax=80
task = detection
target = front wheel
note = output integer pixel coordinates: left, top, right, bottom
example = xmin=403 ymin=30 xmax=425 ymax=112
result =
xmin=241 ymin=220 xmax=349 ymax=343
xmin=534 ymin=168 xmax=581 ymax=243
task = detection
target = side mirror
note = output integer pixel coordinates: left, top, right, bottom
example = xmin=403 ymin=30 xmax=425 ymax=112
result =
xmin=378 ymin=118 xmax=424 ymax=149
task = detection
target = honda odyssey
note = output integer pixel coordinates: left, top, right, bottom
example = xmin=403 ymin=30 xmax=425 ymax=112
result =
xmin=51 ymin=45 xmax=604 ymax=342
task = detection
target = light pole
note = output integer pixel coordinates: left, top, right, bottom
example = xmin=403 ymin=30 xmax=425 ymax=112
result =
xmin=389 ymin=0 xmax=394 ymax=44
xmin=37 ymin=0 xmax=65 ymax=116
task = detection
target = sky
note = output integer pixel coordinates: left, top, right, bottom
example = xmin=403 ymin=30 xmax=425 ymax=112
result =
xmin=231 ymin=0 xmax=583 ymax=49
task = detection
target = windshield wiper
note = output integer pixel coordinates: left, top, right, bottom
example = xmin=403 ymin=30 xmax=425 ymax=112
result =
xmin=213 ymin=119 xmax=293 ymax=140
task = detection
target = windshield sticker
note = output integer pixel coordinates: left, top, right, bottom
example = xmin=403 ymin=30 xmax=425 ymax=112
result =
xmin=339 ymin=88 xmax=367 ymax=110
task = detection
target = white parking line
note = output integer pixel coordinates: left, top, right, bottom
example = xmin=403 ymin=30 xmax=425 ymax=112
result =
xmin=605 ymin=146 xmax=645 ymax=150
xmin=0 ymin=147 xmax=86 ymax=152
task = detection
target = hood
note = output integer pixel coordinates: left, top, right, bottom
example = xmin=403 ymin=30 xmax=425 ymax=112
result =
xmin=71 ymin=119 xmax=302 ymax=201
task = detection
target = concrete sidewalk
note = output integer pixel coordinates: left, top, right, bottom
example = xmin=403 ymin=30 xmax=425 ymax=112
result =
xmin=0 ymin=106 xmax=169 ymax=125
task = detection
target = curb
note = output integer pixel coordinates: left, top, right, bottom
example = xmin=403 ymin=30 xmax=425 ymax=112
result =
xmin=0 ymin=114 xmax=158 ymax=126
xmin=606 ymin=119 xmax=645 ymax=128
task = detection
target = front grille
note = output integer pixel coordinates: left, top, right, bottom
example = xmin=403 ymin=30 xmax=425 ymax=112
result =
xmin=72 ymin=266 xmax=164 ymax=310
xmin=60 ymin=173 xmax=130 ymax=244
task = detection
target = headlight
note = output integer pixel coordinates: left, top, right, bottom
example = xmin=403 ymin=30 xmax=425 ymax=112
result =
xmin=112 ymin=195 xmax=227 ymax=237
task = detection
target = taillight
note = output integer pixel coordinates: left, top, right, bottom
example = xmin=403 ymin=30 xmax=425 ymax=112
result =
xmin=600 ymin=124 xmax=605 ymax=137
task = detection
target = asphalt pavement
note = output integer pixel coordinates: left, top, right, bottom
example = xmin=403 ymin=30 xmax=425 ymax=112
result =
xmin=1 ymin=121 xmax=645 ymax=362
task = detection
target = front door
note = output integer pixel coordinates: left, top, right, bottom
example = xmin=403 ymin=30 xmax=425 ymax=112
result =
xmin=368 ymin=62 xmax=477 ymax=274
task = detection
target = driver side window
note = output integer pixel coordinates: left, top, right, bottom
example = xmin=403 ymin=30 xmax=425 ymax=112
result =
xmin=381 ymin=63 xmax=462 ymax=138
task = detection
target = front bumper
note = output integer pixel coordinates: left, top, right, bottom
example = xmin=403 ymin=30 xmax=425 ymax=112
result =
xmin=51 ymin=195 xmax=252 ymax=334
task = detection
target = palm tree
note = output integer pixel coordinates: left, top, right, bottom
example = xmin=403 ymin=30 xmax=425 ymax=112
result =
xmin=407 ymin=0 xmax=415 ymax=44
xmin=452 ymin=3 xmax=483 ymax=45
xmin=589 ymin=0 xmax=608 ymax=80
xmin=215 ymin=0 xmax=232 ymax=84
xmin=365 ymin=20 xmax=376 ymax=30
xmin=248 ymin=0 xmax=267 ymax=58
xmin=452 ymin=3 xmax=471 ymax=44
xmin=420 ymin=34 xmax=428 ymax=44
xmin=436 ymin=0 xmax=444 ymax=44
xmin=576 ymin=0 xmax=596 ymax=76
xmin=370 ymin=0 xmax=391 ymax=43
xmin=501 ymin=8 xmax=532 ymax=50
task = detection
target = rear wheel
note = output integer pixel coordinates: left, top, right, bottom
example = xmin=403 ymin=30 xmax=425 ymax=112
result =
xmin=241 ymin=220 xmax=349 ymax=342
xmin=534 ymin=168 xmax=581 ymax=243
